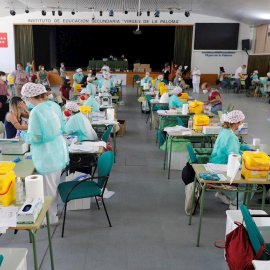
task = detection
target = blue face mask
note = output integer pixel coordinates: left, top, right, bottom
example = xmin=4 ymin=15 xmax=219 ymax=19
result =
xmin=26 ymin=101 xmax=35 ymax=109
xmin=180 ymin=67 xmax=182 ymax=70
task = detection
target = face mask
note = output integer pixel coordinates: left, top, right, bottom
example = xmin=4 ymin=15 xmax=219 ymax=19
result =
xmin=1 ymin=76 xmax=6 ymax=81
xmin=79 ymin=72 xmax=82 ymax=75
xmin=238 ymin=123 xmax=244 ymax=130
xmin=174 ymin=65 xmax=177 ymax=68
xmin=17 ymin=67 xmax=21 ymax=71
xmin=64 ymin=110 xmax=71 ymax=117
xmin=48 ymin=94 xmax=53 ymax=100
xmin=61 ymin=65 xmax=64 ymax=67
xmin=26 ymin=100 xmax=35 ymax=109
xmin=180 ymin=67 xmax=182 ymax=70
xmin=41 ymin=68 xmax=44 ymax=71
xmin=66 ymin=76 xmax=70 ymax=80
xmin=146 ymin=75 xmax=149 ymax=78
xmin=80 ymin=96 xmax=85 ymax=100
xmin=203 ymin=90 xmax=208 ymax=94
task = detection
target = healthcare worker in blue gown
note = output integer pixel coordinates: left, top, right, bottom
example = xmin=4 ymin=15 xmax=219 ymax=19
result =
xmin=140 ymin=72 xmax=152 ymax=85
xmin=21 ymin=83 xmax=69 ymax=225
xmin=154 ymin=75 xmax=164 ymax=88
xmin=65 ymin=101 xmax=98 ymax=141
xmin=209 ymin=110 xmax=252 ymax=210
xmin=80 ymin=88 xmax=100 ymax=112
xmin=169 ymin=86 xmax=183 ymax=109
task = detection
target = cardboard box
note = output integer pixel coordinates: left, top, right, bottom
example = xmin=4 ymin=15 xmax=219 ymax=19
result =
xmin=138 ymin=68 xmax=145 ymax=72
xmin=140 ymin=64 xmax=150 ymax=68
xmin=133 ymin=63 xmax=141 ymax=68
xmin=117 ymin=120 xmax=126 ymax=137
xmin=145 ymin=68 xmax=152 ymax=72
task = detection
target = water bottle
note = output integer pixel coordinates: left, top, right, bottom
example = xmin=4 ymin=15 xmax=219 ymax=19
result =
xmin=16 ymin=177 xmax=24 ymax=204
xmin=188 ymin=116 xmax=193 ymax=129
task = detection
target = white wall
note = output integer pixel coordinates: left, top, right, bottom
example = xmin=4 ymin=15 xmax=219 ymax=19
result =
xmin=0 ymin=11 xmax=253 ymax=73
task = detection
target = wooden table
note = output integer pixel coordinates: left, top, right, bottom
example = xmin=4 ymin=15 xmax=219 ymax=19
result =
xmin=9 ymin=196 xmax=55 ymax=270
xmin=0 ymin=154 xmax=35 ymax=178
xmin=189 ymin=164 xmax=267 ymax=247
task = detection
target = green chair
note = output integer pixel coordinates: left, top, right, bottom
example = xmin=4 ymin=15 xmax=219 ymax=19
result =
xmin=186 ymin=145 xmax=212 ymax=164
xmin=177 ymin=117 xmax=185 ymax=127
xmin=227 ymin=103 xmax=234 ymax=112
xmin=145 ymin=94 xmax=162 ymax=124
xmin=102 ymin=126 xmax=113 ymax=143
xmin=133 ymin=75 xmax=140 ymax=87
xmin=240 ymin=205 xmax=270 ymax=260
xmin=162 ymin=79 xmax=168 ymax=85
xmin=58 ymin=151 xmax=114 ymax=237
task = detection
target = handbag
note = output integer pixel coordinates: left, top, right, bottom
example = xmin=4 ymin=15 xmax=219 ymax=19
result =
xmin=215 ymin=222 xmax=265 ymax=270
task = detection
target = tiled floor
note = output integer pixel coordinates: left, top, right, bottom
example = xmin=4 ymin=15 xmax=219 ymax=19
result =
xmin=1 ymin=85 xmax=270 ymax=270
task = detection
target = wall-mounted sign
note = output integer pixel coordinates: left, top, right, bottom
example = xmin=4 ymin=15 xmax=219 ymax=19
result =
xmin=204 ymin=53 xmax=233 ymax=57
xmin=0 ymin=33 xmax=8 ymax=48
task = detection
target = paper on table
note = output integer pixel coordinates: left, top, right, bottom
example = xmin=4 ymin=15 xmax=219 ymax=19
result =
xmin=230 ymin=160 xmax=241 ymax=184
xmin=69 ymin=142 xmax=99 ymax=153
xmin=204 ymin=163 xmax=228 ymax=173
xmin=92 ymin=120 xmax=119 ymax=126
xmin=164 ymin=125 xmax=191 ymax=133
xmin=217 ymin=174 xmax=227 ymax=181
xmin=0 ymin=206 xmax=18 ymax=228
xmin=182 ymin=130 xmax=192 ymax=135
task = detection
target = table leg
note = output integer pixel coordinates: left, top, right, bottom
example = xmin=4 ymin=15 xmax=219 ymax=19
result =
xmin=150 ymin=104 xmax=153 ymax=130
xmin=113 ymin=125 xmax=116 ymax=161
xmin=196 ymin=184 xmax=206 ymax=247
xmin=189 ymin=176 xmax=197 ymax=225
xmin=163 ymin=134 xmax=168 ymax=170
xmin=168 ymin=136 xmax=173 ymax=179
xmin=28 ymin=230 xmax=38 ymax=270
xmin=46 ymin=211 xmax=55 ymax=270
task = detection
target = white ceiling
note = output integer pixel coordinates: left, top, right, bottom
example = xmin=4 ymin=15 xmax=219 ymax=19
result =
xmin=0 ymin=0 xmax=270 ymax=26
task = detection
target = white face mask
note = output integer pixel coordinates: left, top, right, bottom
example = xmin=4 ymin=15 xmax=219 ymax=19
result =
xmin=17 ymin=66 xmax=21 ymax=71
xmin=61 ymin=65 xmax=64 ymax=67
xmin=48 ymin=94 xmax=53 ymax=100
xmin=238 ymin=123 xmax=244 ymax=130
xmin=1 ymin=76 xmax=6 ymax=81
xmin=146 ymin=75 xmax=149 ymax=78
xmin=41 ymin=67 xmax=44 ymax=71
xmin=203 ymin=90 xmax=208 ymax=94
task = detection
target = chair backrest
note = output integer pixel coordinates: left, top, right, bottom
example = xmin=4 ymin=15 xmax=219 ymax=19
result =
xmin=240 ymin=205 xmax=267 ymax=260
xmin=133 ymin=75 xmax=140 ymax=81
xmin=227 ymin=103 xmax=234 ymax=112
xmin=145 ymin=94 xmax=152 ymax=107
xmin=97 ymin=151 xmax=114 ymax=188
xmin=102 ymin=126 xmax=113 ymax=143
xmin=186 ymin=145 xmax=198 ymax=164
xmin=218 ymin=111 xmax=223 ymax=119
xmin=177 ymin=117 xmax=184 ymax=127
xmin=162 ymin=79 xmax=168 ymax=85
xmin=0 ymin=121 xmax=5 ymax=135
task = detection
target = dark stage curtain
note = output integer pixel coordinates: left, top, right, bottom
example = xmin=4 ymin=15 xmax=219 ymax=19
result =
xmin=14 ymin=25 xmax=35 ymax=68
xmin=247 ymin=55 xmax=270 ymax=76
xmin=173 ymin=26 xmax=193 ymax=68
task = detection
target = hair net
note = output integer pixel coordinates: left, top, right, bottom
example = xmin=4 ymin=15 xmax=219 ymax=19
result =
xmin=87 ymin=77 xmax=93 ymax=82
xmin=146 ymin=72 xmax=150 ymax=76
xmin=254 ymin=70 xmax=258 ymax=74
xmin=226 ymin=110 xmax=245 ymax=123
xmin=66 ymin=101 xmax=79 ymax=112
xmin=21 ymin=82 xmax=47 ymax=97
xmin=81 ymin=88 xmax=91 ymax=95
xmin=267 ymin=72 xmax=270 ymax=77
xmin=172 ymin=86 xmax=182 ymax=95
xmin=76 ymin=68 xmax=82 ymax=72
xmin=158 ymin=75 xmax=163 ymax=80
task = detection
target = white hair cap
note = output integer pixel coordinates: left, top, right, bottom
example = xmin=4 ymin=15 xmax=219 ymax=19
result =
xmin=66 ymin=101 xmax=79 ymax=112
xmin=81 ymin=88 xmax=91 ymax=95
xmin=172 ymin=86 xmax=182 ymax=95
xmin=76 ymin=68 xmax=82 ymax=72
xmin=158 ymin=75 xmax=163 ymax=80
xmin=267 ymin=72 xmax=270 ymax=77
xmin=254 ymin=70 xmax=258 ymax=74
xmin=146 ymin=72 xmax=150 ymax=76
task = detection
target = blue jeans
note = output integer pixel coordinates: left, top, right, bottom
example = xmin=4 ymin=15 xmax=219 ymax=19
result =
xmin=211 ymin=104 xmax=222 ymax=115
xmin=220 ymin=80 xmax=228 ymax=89
xmin=234 ymin=78 xmax=241 ymax=93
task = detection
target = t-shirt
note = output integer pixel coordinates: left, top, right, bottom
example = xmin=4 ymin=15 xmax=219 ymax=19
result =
xmin=208 ymin=88 xmax=222 ymax=107
xmin=25 ymin=66 xmax=31 ymax=72
xmin=11 ymin=70 xmax=29 ymax=85
xmin=0 ymin=83 xmax=8 ymax=95
xmin=59 ymin=85 xmax=71 ymax=100
xmin=234 ymin=67 xmax=242 ymax=79
xmin=192 ymin=69 xmax=201 ymax=83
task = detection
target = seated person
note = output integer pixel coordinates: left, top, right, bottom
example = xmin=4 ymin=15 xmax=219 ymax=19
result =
xmin=80 ymin=74 xmax=88 ymax=88
xmin=140 ymin=72 xmax=152 ymax=85
xmin=245 ymin=73 xmax=255 ymax=97
xmin=86 ymin=77 xmax=97 ymax=96
xmin=73 ymin=68 xmax=84 ymax=87
xmin=209 ymin=110 xmax=252 ymax=210
xmin=5 ymin=97 xmax=29 ymax=138
xmin=46 ymin=88 xmax=54 ymax=101
xmin=201 ymin=82 xmax=222 ymax=115
xmin=154 ymin=75 xmax=164 ymax=88
xmin=65 ymin=101 xmax=98 ymax=142
xmin=80 ymin=88 xmax=99 ymax=112
xmin=99 ymin=73 xmax=111 ymax=93
xmin=173 ymin=73 xmax=186 ymax=89
xmin=59 ymin=79 xmax=72 ymax=104
xmin=169 ymin=87 xmax=183 ymax=109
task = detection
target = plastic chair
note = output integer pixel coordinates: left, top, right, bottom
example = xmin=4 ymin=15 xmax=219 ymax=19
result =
xmin=186 ymin=145 xmax=212 ymax=164
xmin=240 ymin=205 xmax=270 ymax=260
xmin=227 ymin=103 xmax=234 ymax=112
xmin=145 ymin=95 xmax=162 ymax=124
xmin=58 ymin=151 xmax=114 ymax=237
xmin=133 ymin=75 xmax=140 ymax=87
xmin=102 ymin=126 xmax=113 ymax=143
xmin=177 ymin=117 xmax=185 ymax=127
xmin=0 ymin=121 xmax=5 ymax=138
xmin=187 ymin=145 xmax=198 ymax=163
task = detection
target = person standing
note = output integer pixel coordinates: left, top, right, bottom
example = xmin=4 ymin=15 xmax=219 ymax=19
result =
xmin=12 ymin=63 xmax=29 ymax=96
xmin=201 ymin=82 xmax=222 ymax=115
xmin=234 ymin=64 xmax=246 ymax=93
xmin=163 ymin=64 xmax=170 ymax=82
xmin=59 ymin=79 xmax=72 ymax=104
xmin=0 ymin=71 xmax=10 ymax=122
xmin=192 ymin=66 xmax=201 ymax=93
xmin=101 ymin=63 xmax=110 ymax=77
xmin=60 ymin=63 xmax=66 ymax=86
xmin=25 ymin=62 xmax=31 ymax=75
xmin=21 ymin=83 xmax=69 ymax=225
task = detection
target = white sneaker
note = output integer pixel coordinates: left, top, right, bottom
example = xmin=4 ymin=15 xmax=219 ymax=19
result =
xmin=229 ymin=203 xmax=237 ymax=210
xmin=215 ymin=192 xmax=231 ymax=205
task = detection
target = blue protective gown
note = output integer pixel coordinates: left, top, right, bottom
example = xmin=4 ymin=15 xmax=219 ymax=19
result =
xmin=73 ymin=73 xmax=84 ymax=87
xmin=169 ymin=95 xmax=183 ymax=109
xmin=98 ymin=79 xmax=104 ymax=88
xmin=154 ymin=79 xmax=161 ymax=88
xmin=21 ymin=101 xmax=69 ymax=175
xmin=86 ymin=83 xmax=96 ymax=95
xmin=65 ymin=112 xmax=98 ymax=142
xmin=140 ymin=77 xmax=152 ymax=85
xmin=84 ymin=97 xmax=99 ymax=112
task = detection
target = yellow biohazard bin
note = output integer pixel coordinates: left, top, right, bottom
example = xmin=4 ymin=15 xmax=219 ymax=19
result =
xmin=193 ymin=115 xmax=209 ymax=131
xmin=0 ymin=171 xmax=16 ymax=207
xmin=189 ymin=101 xmax=203 ymax=114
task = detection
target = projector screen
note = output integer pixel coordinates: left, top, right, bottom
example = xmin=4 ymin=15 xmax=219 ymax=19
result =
xmin=194 ymin=23 xmax=239 ymax=50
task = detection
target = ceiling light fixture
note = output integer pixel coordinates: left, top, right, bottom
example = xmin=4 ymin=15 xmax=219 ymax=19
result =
xmin=154 ymin=10 xmax=160 ymax=17
xmin=147 ymin=11 xmax=150 ymax=16
xmin=185 ymin=11 xmax=190 ymax=17
xmin=58 ymin=10 xmax=62 ymax=16
xmin=25 ymin=8 xmax=29 ymax=13
xmin=109 ymin=10 xmax=114 ymax=16
xmin=100 ymin=11 xmax=103 ymax=16
xmin=10 ymin=10 xmax=16 ymax=16
xmin=42 ymin=10 xmax=46 ymax=16
xmin=71 ymin=10 xmax=75 ymax=15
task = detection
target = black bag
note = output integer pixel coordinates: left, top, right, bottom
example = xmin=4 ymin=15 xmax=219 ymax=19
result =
xmin=182 ymin=162 xmax=195 ymax=185
xmin=216 ymin=79 xmax=221 ymax=85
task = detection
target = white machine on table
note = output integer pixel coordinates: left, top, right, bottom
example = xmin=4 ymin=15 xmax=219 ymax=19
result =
xmin=0 ymin=139 xmax=28 ymax=155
